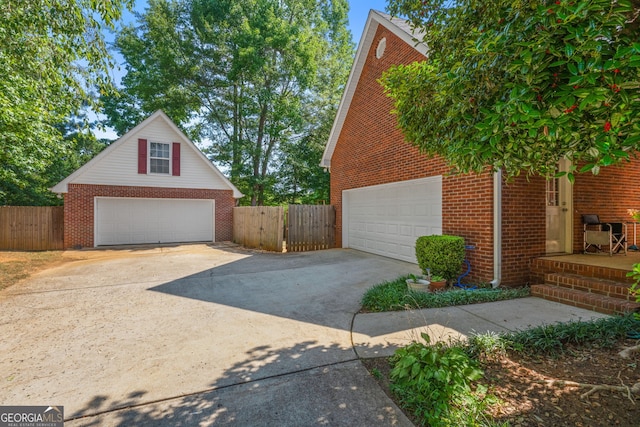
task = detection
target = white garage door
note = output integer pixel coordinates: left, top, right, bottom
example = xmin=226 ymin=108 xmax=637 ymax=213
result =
xmin=343 ymin=176 xmax=442 ymax=263
xmin=95 ymin=198 xmax=214 ymax=246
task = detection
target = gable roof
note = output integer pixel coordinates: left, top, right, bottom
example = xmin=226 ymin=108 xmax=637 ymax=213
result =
xmin=51 ymin=110 xmax=243 ymax=198
xmin=320 ymin=10 xmax=427 ymax=169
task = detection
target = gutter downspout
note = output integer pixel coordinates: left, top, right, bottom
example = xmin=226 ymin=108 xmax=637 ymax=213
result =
xmin=490 ymin=169 xmax=502 ymax=288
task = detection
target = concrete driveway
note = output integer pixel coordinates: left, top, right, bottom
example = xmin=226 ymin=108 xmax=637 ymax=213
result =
xmin=0 ymin=244 xmax=418 ymax=426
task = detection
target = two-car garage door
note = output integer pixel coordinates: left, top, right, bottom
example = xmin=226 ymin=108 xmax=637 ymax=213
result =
xmin=95 ymin=198 xmax=214 ymax=246
xmin=343 ymin=176 xmax=442 ymax=263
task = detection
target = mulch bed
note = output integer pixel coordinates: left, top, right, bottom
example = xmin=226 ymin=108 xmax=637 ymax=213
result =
xmin=363 ymin=338 xmax=640 ymax=426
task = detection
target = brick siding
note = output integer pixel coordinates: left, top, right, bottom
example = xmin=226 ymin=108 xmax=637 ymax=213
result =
xmin=329 ymin=23 xmax=553 ymax=286
xmin=64 ymin=184 xmax=235 ymax=248
xmin=572 ymin=156 xmax=640 ymax=252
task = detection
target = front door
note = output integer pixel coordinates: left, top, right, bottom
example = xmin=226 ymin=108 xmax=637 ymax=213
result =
xmin=545 ymin=160 xmax=573 ymax=254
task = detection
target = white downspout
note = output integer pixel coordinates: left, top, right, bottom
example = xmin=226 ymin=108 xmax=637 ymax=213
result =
xmin=490 ymin=169 xmax=502 ymax=288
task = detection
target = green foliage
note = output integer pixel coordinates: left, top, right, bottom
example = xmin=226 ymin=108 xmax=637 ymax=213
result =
xmin=0 ymin=0 xmax=132 ymax=205
xmin=383 ymin=0 xmax=640 ymax=180
xmin=628 ymin=265 xmax=640 ymax=320
xmin=466 ymin=332 xmax=509 ymax=361
xmin=361 ymin=276 xmax=530 ymax=312
xmin=415 ymin=235 xmax=465 ymax=281
xmin=106 ymin=0 xmax=353 ymax=205
xmin=390 ymin=333 xmax=489 ymax=426
xmin=498 ymin=315 xmax=637 ymax=356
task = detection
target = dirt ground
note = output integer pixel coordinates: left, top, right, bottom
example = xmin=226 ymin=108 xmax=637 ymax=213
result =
xmin=364 ymin=339 xmax=640 ymax=426
xmin=0 ymin=250 xmax=66 ymax=290
xmin=0 ymin=243 xmax=240 ymax=291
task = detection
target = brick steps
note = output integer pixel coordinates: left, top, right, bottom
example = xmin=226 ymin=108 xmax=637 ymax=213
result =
xmin=531 ymin=283 xmax=640 ymax=315
xmin=544 ymin=272 xmax=636 ymax=301
xmin=530 ymin=258 xmax=640 ymax=315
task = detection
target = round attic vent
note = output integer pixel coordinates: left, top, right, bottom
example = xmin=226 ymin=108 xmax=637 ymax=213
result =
xmin=376 ymin=37 xmax=386 ymax=59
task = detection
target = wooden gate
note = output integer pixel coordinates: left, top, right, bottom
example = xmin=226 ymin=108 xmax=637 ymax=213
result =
xmin=0 ymin=206 xmax=64 ymax=250
xmin=286 ymin=205 xmax=335 ymax=252
xmin=233 ymin=206 xmax=284 ymax=252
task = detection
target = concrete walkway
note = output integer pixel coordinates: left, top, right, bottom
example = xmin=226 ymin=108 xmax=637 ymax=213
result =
xmin=353 ymin=297 xmax=609 ymax=359
xmin=0 ymin=245 xmax=609 ymax=426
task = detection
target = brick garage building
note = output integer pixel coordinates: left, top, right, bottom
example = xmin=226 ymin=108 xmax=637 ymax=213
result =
xmin=321 ymin=10 xmax=640 ymax=287
xmin=52 ymin=110 xmax=242 ymax=248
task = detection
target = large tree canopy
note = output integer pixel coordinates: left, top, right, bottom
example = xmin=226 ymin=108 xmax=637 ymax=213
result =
xmin=382 ymin=0 xmax=640 ymax=180
xmin=0 ymin=0 xmax=132 ymax=205
xmin=104 ymin=0 xmax=353 ymax=205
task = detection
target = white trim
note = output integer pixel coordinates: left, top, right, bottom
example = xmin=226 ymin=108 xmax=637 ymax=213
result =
xmin=491 ymin=170 xmax=502 ymax=288
xmin=51 ymin=110 xmax=243 ymax=198
xmin=148 ymin=141 xmax=172 ymax=175
xmin=320 ymin=10 xmax=428 ymax=168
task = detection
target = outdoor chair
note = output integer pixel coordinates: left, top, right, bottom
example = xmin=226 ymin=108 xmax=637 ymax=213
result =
xmin=582 ymin=214 xmax=627 ymax=256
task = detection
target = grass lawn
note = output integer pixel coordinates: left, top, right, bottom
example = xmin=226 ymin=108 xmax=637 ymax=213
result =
xmin=0 ymin=251 xmax=64 ymax=290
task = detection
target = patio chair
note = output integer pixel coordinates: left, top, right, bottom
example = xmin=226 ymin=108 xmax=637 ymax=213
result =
xmin=582 ymin=214 xmax=627 ymax=256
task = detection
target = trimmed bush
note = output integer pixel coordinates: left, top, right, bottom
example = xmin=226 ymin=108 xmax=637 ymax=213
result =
xmin=415 ymin=235 xmax=465 ymax=282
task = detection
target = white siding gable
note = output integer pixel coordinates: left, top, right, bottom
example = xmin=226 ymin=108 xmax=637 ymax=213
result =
xmin=51 ymin=111 xmax=242 ymax=197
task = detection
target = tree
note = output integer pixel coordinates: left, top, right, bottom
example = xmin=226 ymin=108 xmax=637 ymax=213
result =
xmin=105 ymin=0 xmax=353 ymax=205
xmin=1 ymin=111 xmax=111 ymax=206
xmin=382 ymin=0 xmax=640 ymax=180
xmin=0 ymin=0 xmax=132 ymax=205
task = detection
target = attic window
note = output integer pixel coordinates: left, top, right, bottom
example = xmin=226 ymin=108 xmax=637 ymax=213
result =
xmin=376 ymin=37 xmax=386 ymax=59
xmin=150 ymin=142 xmax=170 ymax=174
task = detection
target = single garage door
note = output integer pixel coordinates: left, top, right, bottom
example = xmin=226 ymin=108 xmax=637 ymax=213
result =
xmin=343 ymin=176 xmax=442 ymax=263
xmin=95 ymin=198 xmax=214 ymax=246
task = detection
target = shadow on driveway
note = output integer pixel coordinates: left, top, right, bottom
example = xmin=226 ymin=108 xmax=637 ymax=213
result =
xmin=148 ymin=248 xmax=417 ymax=331
xmin=68 ymin=340 xmax=410 ymax=426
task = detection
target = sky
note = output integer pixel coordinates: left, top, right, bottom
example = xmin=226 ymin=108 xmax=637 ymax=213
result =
xmin=96 ymin=0 xmax=389 ymax=138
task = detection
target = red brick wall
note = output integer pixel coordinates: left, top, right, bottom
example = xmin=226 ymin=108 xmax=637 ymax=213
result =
xmin=572 ymin=156 xmax=640 ymax=251
xmin=442 ymin=172 xmax=495 ymax=285
xmin=64 ymin=184 xmax=235 ymax=248
xmin=330 ymin=24 xmax=498 ymax=284
xmin=501 ymin=175 xmax=546 ymax=285
xmin=329 ymin=23 xmax=551 ymax=286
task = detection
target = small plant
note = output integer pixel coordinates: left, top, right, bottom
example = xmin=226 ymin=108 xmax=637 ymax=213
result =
xmin=390 ymin=333 xmax=489 ymax=426
xmin=361 ymin=276 xmax=530 ymax=312
xmin=627 ymin=209 xmax=640 ymax=319
xmin=466 ymin=331 xmax=509 ymax=361
xmin=370 ymin=367 xmax=382 ymax=379
xmin=415 ymin=235 xmax=465 ymax=282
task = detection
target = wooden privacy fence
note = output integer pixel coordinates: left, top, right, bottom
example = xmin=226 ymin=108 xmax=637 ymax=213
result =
xmin=286 ymin=204 xmax=335 ymax=252
xmin=0 ymin=206 xmax=64 ymax=250
xmin=233 ymin=206 xmax=285 ymax=252
xmin=232 ymin=204 xmax=335 ymax=252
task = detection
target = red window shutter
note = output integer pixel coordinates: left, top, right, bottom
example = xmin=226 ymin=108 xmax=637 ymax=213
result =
xmin=172 ymin=142 xmax=181 ymax=176
xmin=138 ymin=138 xmax=147 ymax=174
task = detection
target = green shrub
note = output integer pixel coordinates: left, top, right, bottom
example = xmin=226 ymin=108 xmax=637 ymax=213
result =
xmin=627 ymin=263 xmax=640 ymax=321
xmin=390 ymin=333 xmax=489 ymax=426
xmin=415 ymin=235 xmax=466 ymax=282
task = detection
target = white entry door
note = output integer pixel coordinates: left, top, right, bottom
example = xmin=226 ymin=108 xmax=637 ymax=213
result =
xmin=545 ymin=160 xmax=573 ymax=254
xmin=95 ymin=197 xmax=214 ymax=246
xmin=343 ymin=176 xmax=443 ymax=263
